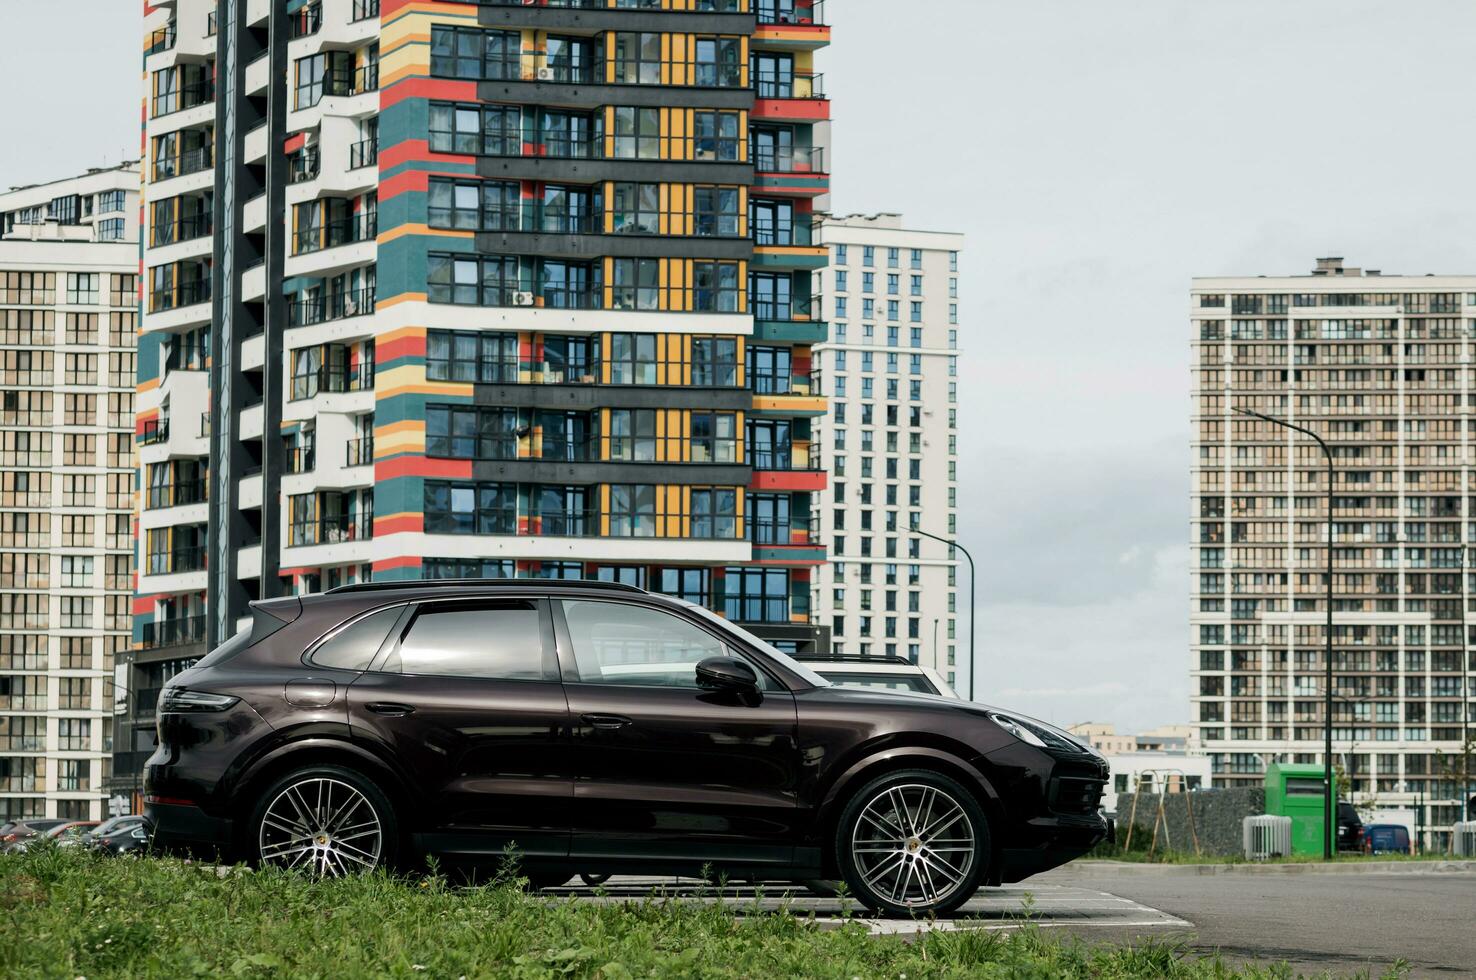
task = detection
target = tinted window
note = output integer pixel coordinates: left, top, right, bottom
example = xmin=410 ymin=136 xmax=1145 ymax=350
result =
xmin=389 ymin=601 xmax=545 ymax=680
xmin=815 ymin=671 xmax=936 ymax=695
xmin=311 ymin=607 xmax=402 ymax=670
xmin=562 ymin=599 xmax=770 ymax=690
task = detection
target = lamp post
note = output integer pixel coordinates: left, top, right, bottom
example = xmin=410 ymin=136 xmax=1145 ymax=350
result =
xmin=912 ymin=525 xmax=976 ymax=700
xmin=1235 ymin=406 xmax=1335 ymax=860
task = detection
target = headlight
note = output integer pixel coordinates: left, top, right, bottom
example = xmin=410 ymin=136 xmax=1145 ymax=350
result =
xmin=989 ymin=712 xmax=1048 ymax=748
xmin=159 ymin=688 xmax=239 ymax=713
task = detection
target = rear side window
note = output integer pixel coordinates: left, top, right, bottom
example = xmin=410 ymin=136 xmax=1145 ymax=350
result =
xmin=384 ymin=601 xmax=547 ymax=680
xmin=310 ymin=607 xmax=403 ymax=671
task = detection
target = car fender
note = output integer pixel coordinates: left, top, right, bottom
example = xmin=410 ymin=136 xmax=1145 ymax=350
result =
xmin=819 ymin=743 xmax=1004 ymax=815
xmin=223 ymin=725 xmax=415 ymax=816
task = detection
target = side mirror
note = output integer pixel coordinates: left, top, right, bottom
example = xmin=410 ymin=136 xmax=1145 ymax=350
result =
xmin=695 ymin=656 xmax=759 ymax=695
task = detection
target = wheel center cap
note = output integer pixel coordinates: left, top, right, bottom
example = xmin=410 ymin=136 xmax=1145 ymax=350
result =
xmin=907 ymin=838 xmax=921 ymax=852
xmin=316 ymin=835 xmax=330 ymax=846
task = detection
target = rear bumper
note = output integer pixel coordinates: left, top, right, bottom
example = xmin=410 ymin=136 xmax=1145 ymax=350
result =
xmin=998 ymin=811 xmax=1108 ymax=883
xmin=144 ymin=800 xmax=236 ymax=861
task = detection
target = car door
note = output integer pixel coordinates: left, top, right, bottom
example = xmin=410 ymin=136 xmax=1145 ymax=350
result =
xmin=347 ymin=597 xmax=571 ymax=860
xmin=554 ymin=597 xmax=800 ymax=868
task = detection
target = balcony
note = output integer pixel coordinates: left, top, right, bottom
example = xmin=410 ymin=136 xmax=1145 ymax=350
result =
xmin=756 ymin=0 xmax=825 ymax=26
xmin=149 ymin=278 xmax=211 ymax=314
xmin=151 ymin=214 xmax=213 ymax=248
xmin=147 ymin=545 xmax=207 ymax=576
xmin=287 ymin=147 xmax=321 ymax=184
xmin=752 ymin=70 xmax=824 ymax=101
xmin=752 ymin=145 xmax=825 ymax=175
xmin=288 ymin=287 xmax=375 ymax=327
xmin=293 ymin=212 xmax=377 ymax=256
xmin=290 ymin=2 xmax=322 ymax=38
xmin=147 ymin=23 xmax=177 ymax=56
xmin=153 ymin=79 xmax=215 ymax=119
xmin=140 ymin=418 xmax=169 ymax=446
xmin=328 ymin=63 xmax=379 ymax=98
xmin=141 ymin=615 xmax=208 ymax=650
xmin=289 ymin=445 xmax=316 ymax=474
xmin=346 ymin=435 xmax=374 ymax=467
xmin=146 ymin=478 xmax=207 ymax=510
xmin=290 ymin=362 xmax=376 ymax=400
xmin=153 ymin=145 xmax=213 ymax=183
xmin=348 ymin=139 xmax=378 ymax=171
xmin=290 ymin=514 xmax=373 ymax=547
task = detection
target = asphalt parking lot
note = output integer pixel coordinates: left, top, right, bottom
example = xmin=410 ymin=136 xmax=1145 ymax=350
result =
xmin=547 ymin=864 xmax=1476 ymax=977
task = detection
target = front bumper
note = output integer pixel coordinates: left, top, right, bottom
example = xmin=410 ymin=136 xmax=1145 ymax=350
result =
xmin=998 ymin=811 xmax=1108 ymax=883
xmin=144 ymin=799 xmax=236 ymax=862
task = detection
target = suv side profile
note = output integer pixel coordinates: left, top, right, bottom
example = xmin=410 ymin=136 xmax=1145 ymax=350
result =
xmin=145 ymin=580 xmax=1107 ymax=915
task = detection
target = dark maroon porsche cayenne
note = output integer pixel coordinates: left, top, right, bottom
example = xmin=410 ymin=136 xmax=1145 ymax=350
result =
xmin=144 ymin=579 xmax=1107 ymax=915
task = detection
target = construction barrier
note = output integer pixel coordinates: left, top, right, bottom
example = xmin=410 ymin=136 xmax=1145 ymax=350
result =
xmin=1453 ymin=821 xmax=1476 ymax=857
xmin=1243 ymin=814 xmax=1292 ymax=861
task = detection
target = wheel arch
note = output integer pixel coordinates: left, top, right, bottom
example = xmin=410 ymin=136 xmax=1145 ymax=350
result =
xmin=815 ymin=745 xmax=1006 ymax=882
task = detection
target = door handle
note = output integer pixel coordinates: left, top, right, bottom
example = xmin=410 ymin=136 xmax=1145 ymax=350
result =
xmin=365 ymin=702 xmax=416 ymax=717
xmin=581 ymin=713 xmax=631 ymax=731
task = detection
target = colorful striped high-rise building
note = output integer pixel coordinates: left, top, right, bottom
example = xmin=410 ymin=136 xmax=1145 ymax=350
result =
xmin=129 ymin=0 xmax=832 ymax=786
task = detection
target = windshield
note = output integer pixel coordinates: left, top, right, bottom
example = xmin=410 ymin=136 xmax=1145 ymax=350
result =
xmin=815 ymin=670 xmax=938 ymax=695
xmin=678 ymin=600 xmax=830 ymax=688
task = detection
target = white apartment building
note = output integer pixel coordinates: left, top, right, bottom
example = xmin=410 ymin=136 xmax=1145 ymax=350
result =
xmin=0 ymin=163 xmax=140 ymax=822
xmin=1192 ymin=257 xmax=1476 ymax=849
xmin=813 ymin=214 xmax=962 ymax=689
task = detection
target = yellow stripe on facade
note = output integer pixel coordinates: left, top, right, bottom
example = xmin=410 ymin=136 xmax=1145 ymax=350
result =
xmin=378 ymin=223 xmax=474 ymax=247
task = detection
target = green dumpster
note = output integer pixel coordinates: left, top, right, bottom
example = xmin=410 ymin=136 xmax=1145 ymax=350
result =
xmin=1264 ymin=762 xmax=1330 ymax=856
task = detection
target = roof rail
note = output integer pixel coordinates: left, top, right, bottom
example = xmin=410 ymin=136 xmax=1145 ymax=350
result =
xmin=325 ymin=577 xmax=648 ymax=596
xmin=794 ymin=653 xmax=917 ymax=666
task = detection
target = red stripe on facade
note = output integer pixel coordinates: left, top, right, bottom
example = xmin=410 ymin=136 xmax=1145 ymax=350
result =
xmin=379 ymin=77 xmax=479 ymax=111
xmin=374 ymin=455 xmax=472 ymax=481
xmin=373 ymin=554 xmax=423 ymax=573
xmin=376 ymin=332 xmax=427 ymax=364
xmin=283 ymin=133 xmax=306 ymax=155
xmin=378 ymin=138 xmax=476 ymax=173
xmin=749 ymin=471 xmax=827 ymax=492
xmin=373 ymin=513 xmax=425 ymax=536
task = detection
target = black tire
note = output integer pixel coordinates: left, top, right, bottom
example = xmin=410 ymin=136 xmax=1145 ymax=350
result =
xmin=248 ymin=764 xmax=398 ymax=876
xmin=800 ymin=878 xmax=842 ymax=897
xmin=833 ymin=768 xmax=989 ymax=917
xmin=579 ymin=873 xmax=612 ymax=887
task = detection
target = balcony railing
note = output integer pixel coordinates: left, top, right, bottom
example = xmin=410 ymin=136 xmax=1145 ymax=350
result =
xmin=461 ymin=0 xmax=749 ymax=10
xmin=325 ymin=63 xmax=379 ymax=98
xmin=146 ymin=478 xmax=207 ymax=510
xmin=147 ymin=545 xmax=206 ymax=576
xmin=289 ymin=445 xmax=316 ymax=474
xmin=748 ymin=447 xmax=822 ymax=471
xmin=349 ymin=139 xmax=379 ymax=170
xmin=752 ymin=70 xmax=825 ymax=100
xmin=519 ymin=357 xmax=743 ymax=388
xmin=750 ymin=517 xmax=818 ymax=546
xmin=290 ymin=363 xmax=376 ymax=400
xmin=756 ymin=0 xmax=825 ymax=26
xmin=287 ymin=147 xmax=321 ymax=184
xmin=141 ymin=615 xmax=207 ymax=649
xmin=149 ymin=278 xmax=211 ymax=313
xmin=346 ymin=435 xmax=374 ymax=467
xmin=151 ymin=214 xmax=213 ymax=247
xmin=153 ymin=79 xmax=214 ymax=119
xmin=751 ymin=145 xmax=825 ymax=174
xmin=352 ymin=0 xmax=380 ymax=20
xmin=147 ymin=23 xmax=177 ymax=55
xmin=288 ymin=287 xmax=376 ymax=327
xmin=432 ymin=130 xmax=743 ymax=165
xmin=290 ymin=514 xmax=374 ymax=547
xmin=293 ymin=212 xmax=377 ymax=255
xmin=291 ymin=2 xmax=322 ymax=38
xmin=139 ymin=418 xmax=170 ymax=445
xmin=153 ymin=145 xmax=213 ymax=183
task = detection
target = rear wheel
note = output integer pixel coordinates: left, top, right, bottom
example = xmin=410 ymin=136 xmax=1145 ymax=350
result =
xmin=834 ymin=769 xmax=989 ymax=916
xmin=250 ymin=765 xmax=397 ymax=877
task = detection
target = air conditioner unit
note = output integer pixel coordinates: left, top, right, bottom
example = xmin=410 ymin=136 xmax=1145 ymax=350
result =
xmin=513 ymin=291 xmax=535 ymax=307
xmin=536 ymin=67 xmax=555 ymax=81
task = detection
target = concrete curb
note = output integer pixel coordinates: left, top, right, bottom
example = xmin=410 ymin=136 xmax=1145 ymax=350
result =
xmin=1075 ymin=859 xmax=1476 ymax=875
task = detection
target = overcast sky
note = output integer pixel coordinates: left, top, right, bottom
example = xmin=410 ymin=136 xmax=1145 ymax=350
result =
xmin=8 ymin=0 xmax=1476 ymax=733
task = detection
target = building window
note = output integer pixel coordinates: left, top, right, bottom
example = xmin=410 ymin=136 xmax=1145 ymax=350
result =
xmin=722 ymin=567 xmax=789 ymax=623
xmin=610 ymin=484 xmax=658 ymax=537
xmin=426 ymin=329 xmax=518 ymax=383
xmin=425 ymin=405 xmax=518 ymax=460
xmin=424 ymin=481 xmax=517 ymax=535
xmin=430 ymin=25 xmax=519 ymax=80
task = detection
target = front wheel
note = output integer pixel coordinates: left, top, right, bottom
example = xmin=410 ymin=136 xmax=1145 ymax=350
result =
xmin=250 ymin=765 xmax=397 ymax=877
xmin=834 ymin=769 xmax=989 ymax=916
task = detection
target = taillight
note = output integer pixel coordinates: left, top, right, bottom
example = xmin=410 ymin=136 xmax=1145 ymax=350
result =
xmin=159 ymin=688 xmax=239 ymax=713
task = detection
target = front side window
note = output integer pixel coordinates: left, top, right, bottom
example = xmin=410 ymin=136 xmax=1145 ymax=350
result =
xmin=561 ymin=599 xmax=769 ymax=690
xmin=385 ymin=601 xmax=546 ymax=680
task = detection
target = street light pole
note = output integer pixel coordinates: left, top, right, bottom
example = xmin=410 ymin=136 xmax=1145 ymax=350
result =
xmin=1235 ymin=406 xmax=1335 ymax=860
xmin=912 ymin=525 xmax=977 ymax=700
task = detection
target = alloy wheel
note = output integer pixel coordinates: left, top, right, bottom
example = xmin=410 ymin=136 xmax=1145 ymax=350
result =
xmin=258 ymin=777 xmax=382 ymax=876
xmin=849 ymin=783 xmax=975 ymax=908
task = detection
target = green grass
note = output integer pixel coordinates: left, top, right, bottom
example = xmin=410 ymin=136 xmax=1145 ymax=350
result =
xmin=0 ymin=847 xmax=1408 ymax=979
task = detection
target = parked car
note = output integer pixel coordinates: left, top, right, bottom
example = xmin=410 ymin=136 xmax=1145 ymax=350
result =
xmin=85 ymin=816 xmax=145 ymax=851
xmin=144 ymin=579 xmax=1108 ymax=916
xmin=8 ymin=821 xmax=98 ymax=853
xmin=1336 ymin=801 xmax=1364 ymax=852
xmin=97 ymin=825 xmax=151 ymax=857
xmin=1363 ymin=823 xmax=1413 ymax=855
xmin=796 ymin=654 xmax=959 ymax=698
xmin=0 ymin=819 xmax=68 ymax=852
